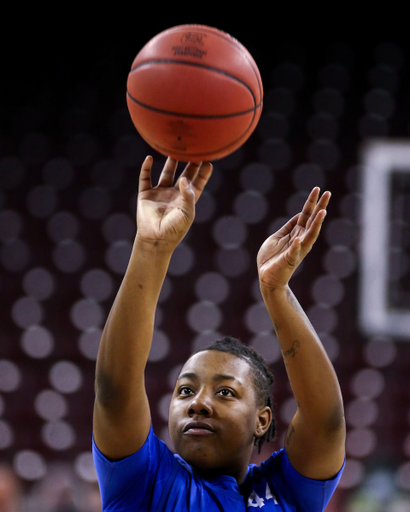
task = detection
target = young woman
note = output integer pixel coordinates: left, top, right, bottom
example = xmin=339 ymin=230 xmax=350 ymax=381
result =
xmin=92 ymin=157 xmax=346 ymax=511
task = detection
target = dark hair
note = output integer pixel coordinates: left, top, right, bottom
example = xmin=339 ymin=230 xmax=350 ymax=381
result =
xmin=194 ymin=336 xmax=276 ymax=454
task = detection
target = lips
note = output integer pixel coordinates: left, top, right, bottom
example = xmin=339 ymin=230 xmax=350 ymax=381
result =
xmin=183 ymin=421 xmax=215 ymax=434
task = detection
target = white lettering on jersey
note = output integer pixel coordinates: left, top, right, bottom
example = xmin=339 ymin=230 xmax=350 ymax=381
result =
xmin=248 ymin=491 xmax=265 ymax=508
xmin=247 ymin=484 xmax=278 ymax=508
xmin=265 ymin=483 xmax=278 ymax=505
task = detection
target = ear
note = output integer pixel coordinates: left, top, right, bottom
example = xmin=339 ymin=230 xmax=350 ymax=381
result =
xmin=254 ymin=406 xmax=272 ymax=438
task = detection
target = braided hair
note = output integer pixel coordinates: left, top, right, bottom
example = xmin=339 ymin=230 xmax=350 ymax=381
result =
xmin=194 ymin=336 xmax=276 ymax=454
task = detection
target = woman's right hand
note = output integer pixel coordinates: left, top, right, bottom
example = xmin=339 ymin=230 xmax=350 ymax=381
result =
xmin=136 ymin=156 xmax=213 ymax=249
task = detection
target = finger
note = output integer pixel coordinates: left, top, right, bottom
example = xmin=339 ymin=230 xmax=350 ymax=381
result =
xmin=175 ymin=162 xmax=213 ymax=202
xmin=179 ymin=176 xmax=195 ymax=203
xmin=297 ymin=187 xmax=320 ymax=228
xmin=274 ymin=214 xmax=300 ymax=238
xmin=138 ymin=155 xmax=153 ymax=193
xmin=178 ymin=177 xmax=196 ymax=219
xmin=306 ymin=191 xmax=331 ymax=230
xmin=302 ymin=209 xmax=327 ymax=249
xmin=318 ymin=190 xmax=331 ymax=209
xmin=190 ymin=162 xmax=213 ymax=202
xmin=282 ymin=236 xmax=303 ymax=268
xmin=175 ymin=161 xmax=203 ymax=188
xmin=157 ymin=157 xmax=179 ymax=187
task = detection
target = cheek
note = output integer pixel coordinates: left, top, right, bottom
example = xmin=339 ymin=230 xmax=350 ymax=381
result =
xmin=221 ymin=405 xmax=258 ymax=439
xmin=235 ymin=402 xmax=260 ymax=435
xmin=237 ymin=413 xmax=258 ymax=440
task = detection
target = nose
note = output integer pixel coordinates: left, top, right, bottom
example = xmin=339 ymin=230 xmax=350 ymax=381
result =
xmin=188 ymin=390 xmax=213 ymax=417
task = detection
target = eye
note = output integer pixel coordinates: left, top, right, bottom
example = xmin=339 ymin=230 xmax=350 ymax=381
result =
xmin=217 ymin=388 xmax=235 ymax=398
xmin=178 ymin=386 xmax=194 ymax=396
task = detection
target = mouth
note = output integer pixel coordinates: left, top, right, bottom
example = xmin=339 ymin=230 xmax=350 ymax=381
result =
xmin=183 ymin=421 xmax=215 ymax=435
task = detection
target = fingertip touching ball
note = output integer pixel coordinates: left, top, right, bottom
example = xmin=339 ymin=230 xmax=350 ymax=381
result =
xmin=126 ymin=24 xmax=263 ymax=161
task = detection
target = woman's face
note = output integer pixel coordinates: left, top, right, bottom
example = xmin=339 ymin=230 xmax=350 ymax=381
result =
xmin=168 ymin=350 xmax=271 ymax=482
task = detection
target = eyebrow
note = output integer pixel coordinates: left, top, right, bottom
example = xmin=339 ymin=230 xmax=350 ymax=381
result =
xmin=177 ymin=372 xmax=243 ymax=386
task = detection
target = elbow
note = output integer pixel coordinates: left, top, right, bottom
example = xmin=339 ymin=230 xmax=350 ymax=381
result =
xmin=325 ymin=402 xmax=346 ymax=436
xmin=94 ymin=369 xmax=121 ymax=407
xmin=304 ymin=398 xmax=345 ymax=437
xmin=321 ymin=383 xmax=345 ymax=434
xmin=94 ymin=368 xmax=142 ymax=410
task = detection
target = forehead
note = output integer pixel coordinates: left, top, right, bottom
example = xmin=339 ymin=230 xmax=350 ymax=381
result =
xmin=180 ymin=350 xmax=252 ymax=381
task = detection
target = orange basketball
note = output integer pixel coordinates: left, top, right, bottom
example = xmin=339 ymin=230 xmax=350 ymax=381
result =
xmin=126 ymin=24 xmax=263 ymax=161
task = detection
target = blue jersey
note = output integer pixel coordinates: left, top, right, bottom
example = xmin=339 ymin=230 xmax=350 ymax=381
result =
xmin=93 ymin=425 xmax=344 ymax=511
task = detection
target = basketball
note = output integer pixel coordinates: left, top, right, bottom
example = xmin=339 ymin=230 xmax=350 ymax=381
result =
xmin=126 ymin=24 xmax=263 ymax=161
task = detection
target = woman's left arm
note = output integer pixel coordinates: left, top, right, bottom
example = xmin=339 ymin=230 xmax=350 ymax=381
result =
xmin=258 ymin=188 xmax=345 ymax=480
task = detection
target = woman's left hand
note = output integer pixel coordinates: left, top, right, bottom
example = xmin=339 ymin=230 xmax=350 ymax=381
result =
xmin=257 ymin=187 xmax=331 ymax=291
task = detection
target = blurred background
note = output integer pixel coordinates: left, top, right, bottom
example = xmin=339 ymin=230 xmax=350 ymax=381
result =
xmin=1 ymin=9 xmax=410 ymax=512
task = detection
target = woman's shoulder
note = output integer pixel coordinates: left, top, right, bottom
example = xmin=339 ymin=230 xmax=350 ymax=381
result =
xmin=247 ymin=449 xmax=286 ymax=481
xmin=244 ymin=448 xmax=344 ymax=512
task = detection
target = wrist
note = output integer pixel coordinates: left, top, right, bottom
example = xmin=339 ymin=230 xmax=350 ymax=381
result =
xmin=259 ymin=281 xmax=289 ymax=298
xmin=133 ymin=234 xmax=176 ymax=258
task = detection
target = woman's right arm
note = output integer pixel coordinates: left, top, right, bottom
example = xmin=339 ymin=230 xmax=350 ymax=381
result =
xmin=93 ymin=156 xmax=213 ymax=460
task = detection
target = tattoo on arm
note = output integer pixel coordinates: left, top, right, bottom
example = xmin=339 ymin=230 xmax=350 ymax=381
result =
xmin=282 ymin=340 xmax=300 ymax=358
xmin=286 ymin=424 xmax=295 ymax=445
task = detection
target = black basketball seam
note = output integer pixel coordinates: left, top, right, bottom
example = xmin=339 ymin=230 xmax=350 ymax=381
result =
xmin=126 ymin=91 xmax=260 ymax=119
xmin=128 ymin=59 xmax=259 ymax=113
xmin=133 ymin=104 xmax=262 ymax=159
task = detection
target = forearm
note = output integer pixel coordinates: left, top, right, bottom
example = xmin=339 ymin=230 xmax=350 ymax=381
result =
xmin=261 ymin=284 xmax=344 ymax=432
xmin=95 ymin=236 xmax=173 ymax=404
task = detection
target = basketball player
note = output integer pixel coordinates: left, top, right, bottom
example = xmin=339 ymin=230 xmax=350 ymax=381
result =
xmin=92 ymin=157 xmax=346 ymax=511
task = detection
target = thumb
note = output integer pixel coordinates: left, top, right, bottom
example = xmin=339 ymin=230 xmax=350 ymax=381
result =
xmin=178 ymin=177 xmax=196 ymax=221
xmin=287 ymin=236 xmax=303 ymax=265
xmin=179 ymin=177 xmax=195 ymax=203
